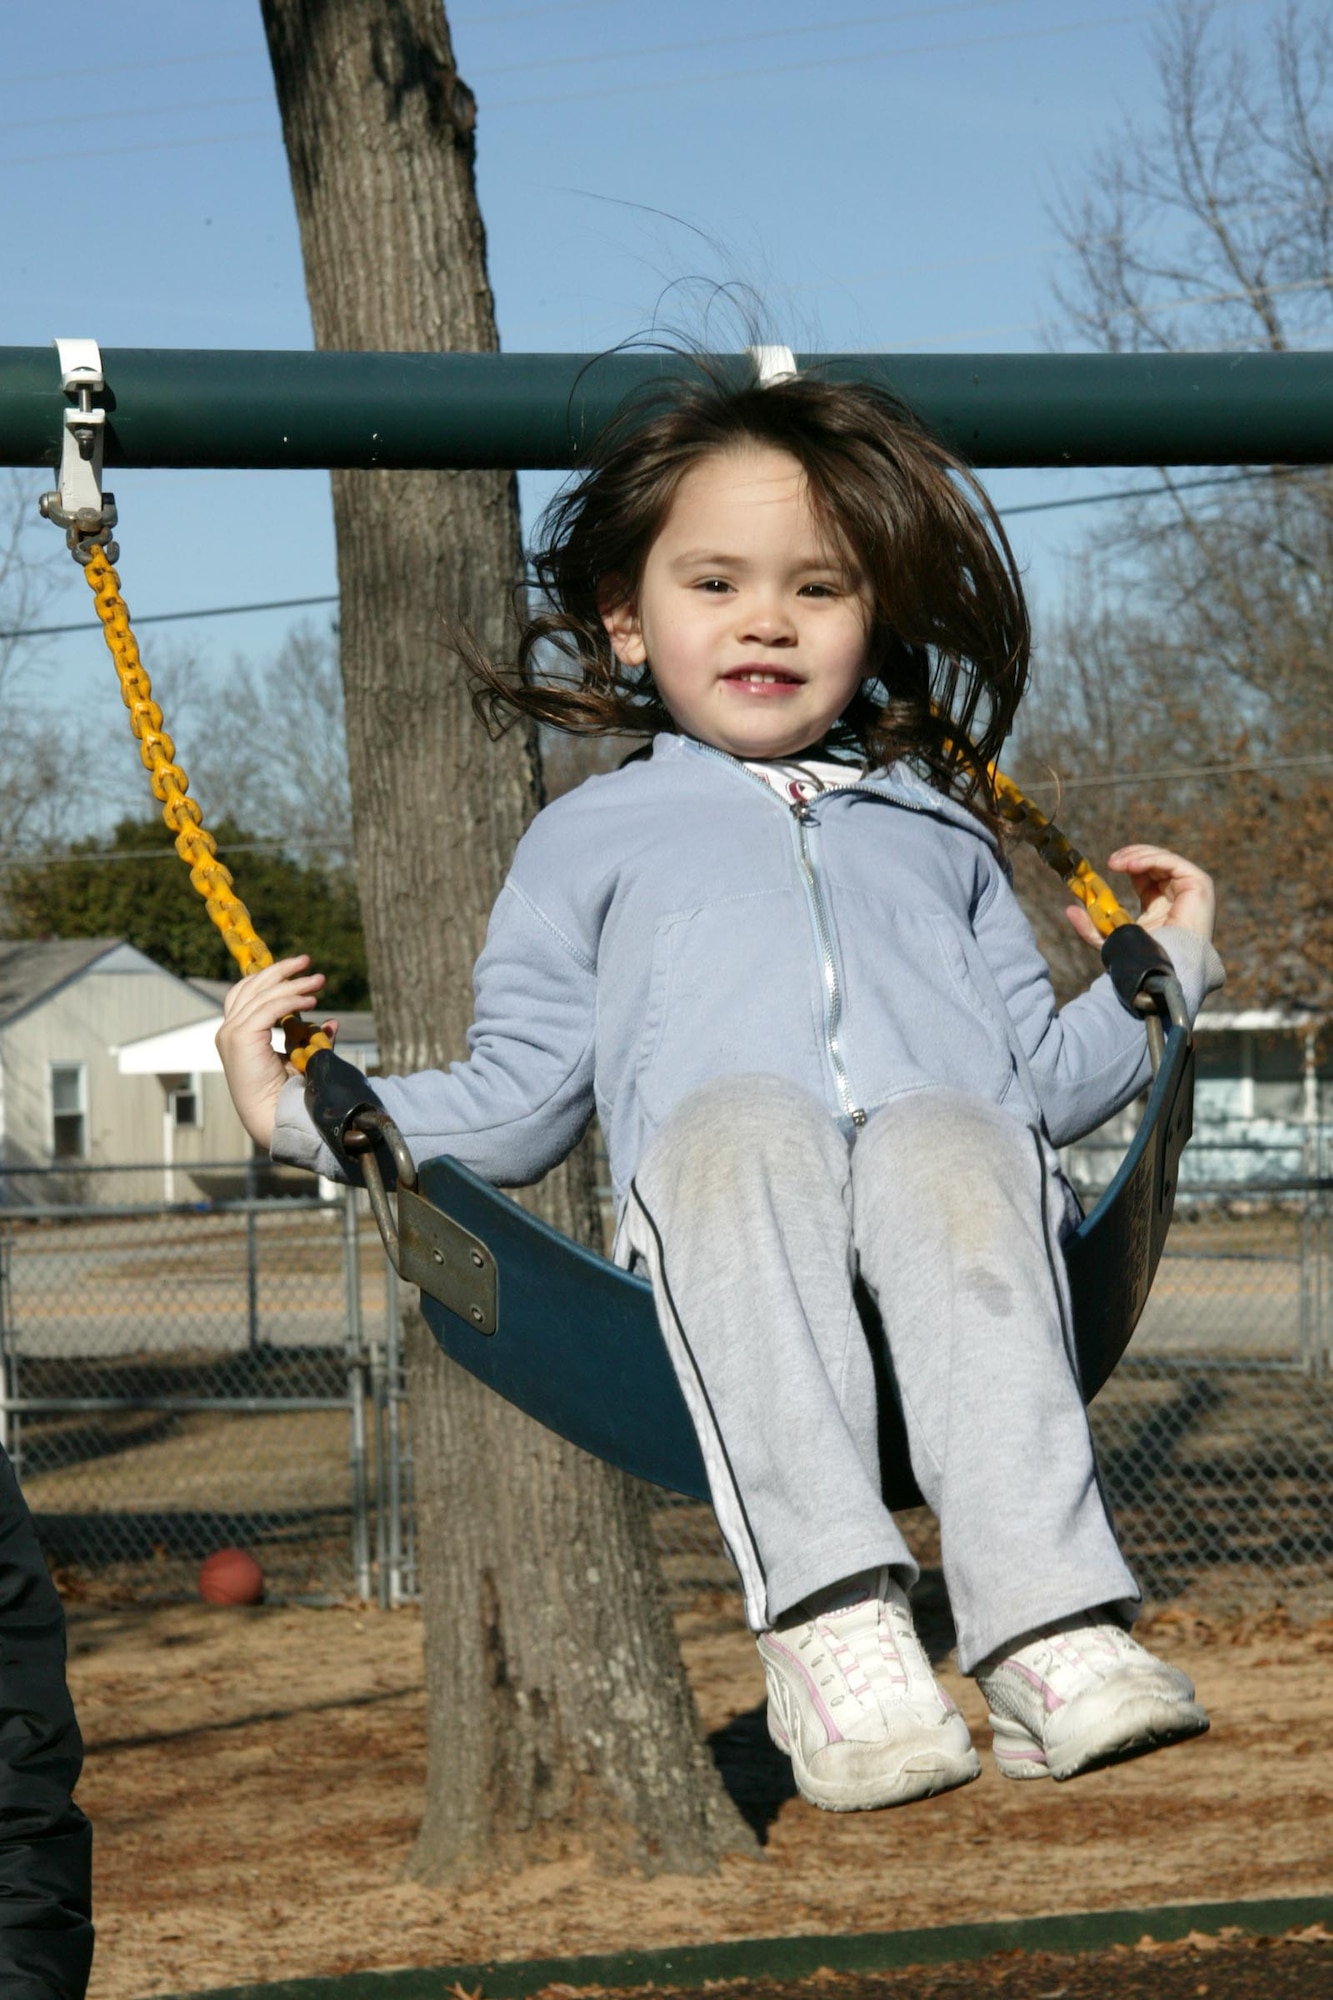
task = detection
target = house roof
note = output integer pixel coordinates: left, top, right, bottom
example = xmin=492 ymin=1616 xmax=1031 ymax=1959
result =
xmin=1195 ymin=1009 xmax=1327 ymax=1032
xmin=116 ymin=1015 xmax=224 ymax=1075
xmin=117 ymin=1005 xmax=379 ymax=1075
xmin=0 ymin=938 xmax=138 ymax=1025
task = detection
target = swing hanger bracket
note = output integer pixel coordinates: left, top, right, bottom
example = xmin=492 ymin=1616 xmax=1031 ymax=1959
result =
xmin=38 ymin=336 xmax=119 ymax=565
xmin=349 ymin=1108 xmax=500 ymax=1336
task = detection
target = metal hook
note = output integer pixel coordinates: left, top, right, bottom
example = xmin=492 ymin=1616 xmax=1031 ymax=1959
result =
xmin=38 ymin=337 xmax=119 ymax=564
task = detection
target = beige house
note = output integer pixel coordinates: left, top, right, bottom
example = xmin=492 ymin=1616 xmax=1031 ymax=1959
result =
xmin=0 ymin=939 xmax=252 ymax=1204
xmin=0 ymin=939 xmax=380 ymax=1205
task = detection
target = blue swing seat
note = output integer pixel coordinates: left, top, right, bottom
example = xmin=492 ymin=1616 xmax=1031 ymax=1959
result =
xmin=404 ymin=1017 xmax=1194 ymax=1510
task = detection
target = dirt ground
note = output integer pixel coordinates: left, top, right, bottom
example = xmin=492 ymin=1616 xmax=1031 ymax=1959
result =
xmin=65 ymin=1589 xmax=1331 ymax=2000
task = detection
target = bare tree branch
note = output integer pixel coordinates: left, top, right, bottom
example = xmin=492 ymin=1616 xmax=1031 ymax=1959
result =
xmin=1034 ymin=3 xmax=1333 ymax=1005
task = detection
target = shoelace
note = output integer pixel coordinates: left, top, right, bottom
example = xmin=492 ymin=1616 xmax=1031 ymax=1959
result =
xmin=1015 ymin=1626 xmax=1142 ymax=1690
xmin=820 ymin=1626 xmax=876 ymax=1707
xmin=876 ymin=1596 xmax=918 ymax=1693
xmin=808 ymin=1598 xmax=922 ymax=1714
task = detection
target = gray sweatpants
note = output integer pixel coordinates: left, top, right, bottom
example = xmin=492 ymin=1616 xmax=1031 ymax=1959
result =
xmin=618 ymin=1075 xmax=1139 ymax=1671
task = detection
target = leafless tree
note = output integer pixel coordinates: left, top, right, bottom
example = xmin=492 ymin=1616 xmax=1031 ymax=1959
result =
xmin=1021 ymin=1 xmax=1333 ymax=1004
xmin=168 ymin=622 xmax=355 ymax=872
xmin=1053 ymin=0 xmax=1332 ymax=357
xmin=0 ymin=473 xmax=120 ymax=879
xmin=1048 ymin=0 xmax=1333 ymax=719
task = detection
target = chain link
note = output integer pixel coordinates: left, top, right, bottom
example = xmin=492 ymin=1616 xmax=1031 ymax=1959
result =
xmin=82 ymin=547 xmax=331 ymax=1072
xmin=991 ymin=767 xmax=1130 ymax=938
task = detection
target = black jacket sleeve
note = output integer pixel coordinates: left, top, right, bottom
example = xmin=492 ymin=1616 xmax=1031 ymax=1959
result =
xmin=0 ymin=1446 xmax=93 ymax=2000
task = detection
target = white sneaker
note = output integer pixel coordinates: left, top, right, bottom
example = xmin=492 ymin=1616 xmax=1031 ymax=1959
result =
xmin=757 ymin=1569 xmax=980 ymax=1812
xmin=976 ymin=1622 xmax=1209 ymax=1781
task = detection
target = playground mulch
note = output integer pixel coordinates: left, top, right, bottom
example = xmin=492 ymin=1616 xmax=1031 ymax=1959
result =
xmin=64 ymin=1592 xmax=1332 ymax=2000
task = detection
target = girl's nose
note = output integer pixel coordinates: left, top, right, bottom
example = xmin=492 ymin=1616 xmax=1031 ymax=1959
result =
xmin=739 ymin=598 xmax=797 ymax=645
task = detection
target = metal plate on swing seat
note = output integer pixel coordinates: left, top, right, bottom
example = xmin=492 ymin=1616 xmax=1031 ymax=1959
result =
xmin=413 ymin=1151 xmax=713 ymax=1501
xmin=396 ymin=1185 xmax=498 ymax=1334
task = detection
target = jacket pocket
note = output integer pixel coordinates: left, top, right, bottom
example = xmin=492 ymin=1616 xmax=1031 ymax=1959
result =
xmin=843 ymin=905 xmax=1015 ymax=1107
xmin=635 ymin=890 xmax=823 ymax=1121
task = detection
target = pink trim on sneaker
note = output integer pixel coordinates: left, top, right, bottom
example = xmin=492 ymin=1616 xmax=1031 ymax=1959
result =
xmin=1003 ymin=1659 xmax=1066 ymax=1712
xmin=761 ymin=1633 xmax=844 ymax=1744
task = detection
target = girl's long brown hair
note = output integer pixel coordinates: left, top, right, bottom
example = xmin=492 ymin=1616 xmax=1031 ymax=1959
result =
xmin=469 ymin=360 xmax=1031 ymax=828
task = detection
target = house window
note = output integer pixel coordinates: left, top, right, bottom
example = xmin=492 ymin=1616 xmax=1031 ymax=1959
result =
xmin=1251 ymin=1033 xmax=1304 ymax=1121
xmin=1192 ymin=1032 xmax=1247 ymax=1123
xmin=50 ymin=1062 xmax=87 ymax=1159
xmin=164 ymin=1073 xmax=201 ymax=1129
xmin=1193 ymin=1032 xmax=1243 ymax=1082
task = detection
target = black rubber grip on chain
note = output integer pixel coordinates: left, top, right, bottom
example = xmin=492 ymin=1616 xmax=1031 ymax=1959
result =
xmin=1100 ymin=922 xmax=1176 ymax=1014
xmin=302 ymin=1046 xmax=393 ymax=1181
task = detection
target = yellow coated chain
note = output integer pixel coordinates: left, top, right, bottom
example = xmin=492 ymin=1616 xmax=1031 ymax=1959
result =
xmin=82 ymin=547 xmax=331 ymax=1071
xmin=990 ymin=766 xmax=1130 ymax=937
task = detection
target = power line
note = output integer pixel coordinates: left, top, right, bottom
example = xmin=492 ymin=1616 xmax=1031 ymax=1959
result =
xmin=483 ymin=1 xmax=1268 ymax=113
xmin=0 ymin=47 xmax=254 ymax=89
xmin=472 ymin=0 xmax=1027 ymax=78
xmin=0 ymin=835 xmax=347 ymax=872
xmin=0 ymin=2 xmax=1115 ymax=114
xmin=0 ymin=3 xmax=1028 ymax=118
xmin=1021 ymin=751 xmax=1333 ymax=795
xmin=0 ymin=127 xmax=281 ymax=172
xmin=0 ymin=594 xmax=337 ymax=644
xmin=4 ymin=470 xmax=1316 ymax=644
xmin=6 ymin=749 xmax=1331 ymax=872
xmin=906 ymin=273 xmax=1333 ymax=351
xmin=1001 ymin=469 xmax=1286 ymax=517
xmin=0 ymin=0 xmax=634 ymax=86
xmin=773 ymin=198 xmax=1329 ymax=300
xmin=0 ymin=1 xmax=1268 ymax=167
xmin=2 ymin=94 xmax=272 ymax=136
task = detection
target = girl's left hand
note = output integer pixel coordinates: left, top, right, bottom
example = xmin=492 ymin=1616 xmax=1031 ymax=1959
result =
xmin=1065 ymin=844 xmax=1216 ymax=948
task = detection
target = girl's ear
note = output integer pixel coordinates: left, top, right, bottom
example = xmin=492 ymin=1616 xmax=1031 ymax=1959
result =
xmin=600 ymin=588 xmax=647 ymax=667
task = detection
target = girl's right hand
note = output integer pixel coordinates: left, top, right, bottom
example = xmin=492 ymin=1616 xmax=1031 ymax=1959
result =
xmin=215 ymin=955 xmax=335 ymax=1150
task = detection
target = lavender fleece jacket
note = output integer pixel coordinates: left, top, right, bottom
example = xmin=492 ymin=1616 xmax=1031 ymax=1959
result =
xmin=272 ymin=733 xmax=1223 ymax=1205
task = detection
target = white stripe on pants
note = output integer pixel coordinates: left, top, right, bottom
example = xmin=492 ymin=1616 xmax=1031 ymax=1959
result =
xmin=618 ymin=1074 xmax=1139 ymax=1669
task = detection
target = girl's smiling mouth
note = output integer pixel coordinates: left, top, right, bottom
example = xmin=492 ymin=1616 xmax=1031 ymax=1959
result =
xmin=722 ymin=667 xmax=804 ymax=689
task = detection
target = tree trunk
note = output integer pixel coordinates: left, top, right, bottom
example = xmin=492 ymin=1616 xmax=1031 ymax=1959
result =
xmin=259 ymin=0 xmax=753 ymax=1881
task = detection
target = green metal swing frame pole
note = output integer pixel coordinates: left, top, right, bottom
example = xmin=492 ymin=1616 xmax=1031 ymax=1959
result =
xmin=1 ymin=346 xmax=1333 ymax=470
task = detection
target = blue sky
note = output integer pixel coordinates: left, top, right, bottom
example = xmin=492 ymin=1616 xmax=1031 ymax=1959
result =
xmin=0 ymin=0 xmax=1278 ymax=731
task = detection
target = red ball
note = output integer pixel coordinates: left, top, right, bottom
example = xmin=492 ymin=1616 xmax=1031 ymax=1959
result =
xmin=198 ymin=1548 xmax=265 ymax=1606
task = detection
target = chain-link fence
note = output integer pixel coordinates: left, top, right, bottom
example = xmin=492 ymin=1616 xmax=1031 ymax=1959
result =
xmin=0 ymin=1164 xmax=398 ymax=1603
xmin=1065 ymin=1136 xmax=1332 ymax=1620
xmin=5 ymin=1144 xmax=1330 ymax=1621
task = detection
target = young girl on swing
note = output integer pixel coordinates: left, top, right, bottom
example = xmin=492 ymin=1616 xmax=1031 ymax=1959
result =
xmin=218 ymin=354 xmax=1222 ymax=1815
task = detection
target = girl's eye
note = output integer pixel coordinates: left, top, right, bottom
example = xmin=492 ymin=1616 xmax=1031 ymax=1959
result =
xmin=799 ymin=582 xmax=840 ymax=598
xmin=695 ymin=577 xmax=733 ymax=594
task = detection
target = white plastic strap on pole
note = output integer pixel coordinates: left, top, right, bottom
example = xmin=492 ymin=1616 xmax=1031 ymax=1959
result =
xmin=54 ymin=337 xmax=105 ymax=395
xmin=50 ymin=336 xmax=107 ymax=523
xmin=746 ymin=343 xmax=799 ymax=386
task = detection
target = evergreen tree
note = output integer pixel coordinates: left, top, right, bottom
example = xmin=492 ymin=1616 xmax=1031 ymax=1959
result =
xmin=5 ymin=816 xmax=369 ymax=1006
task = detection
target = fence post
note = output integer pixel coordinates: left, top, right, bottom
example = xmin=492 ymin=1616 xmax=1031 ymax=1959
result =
xmin=372 ymin=1330 xmax=390 ymax=1612
xmin=384 ymin=1256 xmax=403 ymax=1606
xmin=245 ymin=1155 xmax=260 ymax=1356
xmin=342 ymin=1184 xmax=373 ymax=1601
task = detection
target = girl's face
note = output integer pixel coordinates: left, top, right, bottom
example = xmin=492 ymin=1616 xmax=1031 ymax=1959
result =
xmin=602 ymin=445 xmax=872 ymax=760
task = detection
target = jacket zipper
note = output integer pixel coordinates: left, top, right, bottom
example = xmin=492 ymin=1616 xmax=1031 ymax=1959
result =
xmin=689 ymin=740 xmax=867 ymax=1125
xmin=789 ymin=797 xmax=865 ymax=1126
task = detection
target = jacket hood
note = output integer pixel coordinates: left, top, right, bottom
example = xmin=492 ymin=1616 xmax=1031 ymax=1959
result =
xmin=655 ymin=731 xmax=1003 ymax=853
